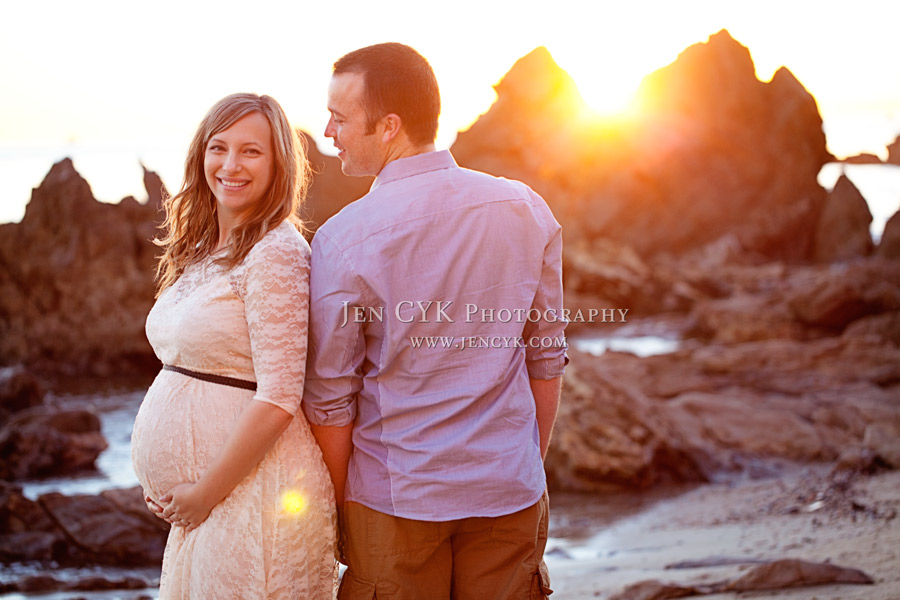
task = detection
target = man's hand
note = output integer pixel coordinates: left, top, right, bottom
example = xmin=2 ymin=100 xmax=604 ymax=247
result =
xmin=160 ymin=482 xmax=216 ymax=532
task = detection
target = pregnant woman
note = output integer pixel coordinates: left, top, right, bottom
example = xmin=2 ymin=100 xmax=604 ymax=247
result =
xmin=131 ymin=93 xmax=337 ymax=599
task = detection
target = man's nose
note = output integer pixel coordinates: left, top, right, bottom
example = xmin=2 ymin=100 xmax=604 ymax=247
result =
xmin=324 ymin=116 xmax=336 ymax=138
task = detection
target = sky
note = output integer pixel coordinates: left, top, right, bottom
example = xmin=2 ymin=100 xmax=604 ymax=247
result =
xmin=2 ymin=0 xmax=899 ymax=218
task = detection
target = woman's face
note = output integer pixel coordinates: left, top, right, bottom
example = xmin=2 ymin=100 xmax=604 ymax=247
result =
xmin=204 ymin=111 xmax=275 ymax=225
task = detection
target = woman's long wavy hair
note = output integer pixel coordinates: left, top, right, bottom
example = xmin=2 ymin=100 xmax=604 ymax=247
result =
xmin=154 ymin=93 xmax=309 ymax=295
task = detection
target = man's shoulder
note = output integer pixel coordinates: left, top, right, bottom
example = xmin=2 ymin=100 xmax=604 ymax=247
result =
xmin=453 ymin=165 xmax=544 ymax=203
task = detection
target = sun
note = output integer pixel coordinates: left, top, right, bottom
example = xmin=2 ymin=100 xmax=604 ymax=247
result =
xmin=565 ymin=62 xmax=644 ymax=118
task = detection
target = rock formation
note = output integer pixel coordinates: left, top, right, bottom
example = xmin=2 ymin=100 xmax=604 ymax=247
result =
xmin=0 ymin=159 xmax=161 ymax=376
xmin=0 ymin=407 xmax=108 ymax=480
xmin=877 ymin=209 xmax=900 ymax=258
xmin=887 ymin=134 xmax=900 ymax=166
xmin=812 ymin=175 xmax=874 ymax=261
xmin=0 ymin=133 xmax=363 ymax=376
xmin=840 ymin=152 xmax=884 ymax=164
xmin=452 ymin=30 xmax=833 ymax=260
xmin=0 ymin=483 xmax=167 ymax=565
xmin=300 ymin=131 xmax=371 ymax=232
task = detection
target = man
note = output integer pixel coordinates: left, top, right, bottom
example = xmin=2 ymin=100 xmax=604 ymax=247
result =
xmin=303 ymin=42 xmax=566 ymax=600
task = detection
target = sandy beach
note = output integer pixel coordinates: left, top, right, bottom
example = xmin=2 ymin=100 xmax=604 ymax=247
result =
xmin=547 ymin=467 xmax=900 ymax=599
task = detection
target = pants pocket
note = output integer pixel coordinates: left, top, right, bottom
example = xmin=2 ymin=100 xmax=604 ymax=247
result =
xmin=530 ymin=559 xmax=553 ymax=599
xmin=338 ymin=571 xmax=377 ymax=600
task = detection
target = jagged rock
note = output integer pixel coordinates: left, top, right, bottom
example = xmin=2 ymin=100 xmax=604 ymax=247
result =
xmin=786 ymin=261 xmax=900 ymax=330
xmin=0 ymin=136 xmax=364 ymax=375
xmin=812 ymin=175 xmax=874 ymax=261
xmin=547 ymin=321 xmax=900 ymax=490
xmin=887 ymin=134 xmax=900 ymax=166
xmin=546 ymin=351 xmax=710 ymax=491
xmin=876 ymin=209 xmax=900 ymax=258
xmin=0 ymin=365 xmax=44 ymax=422
xmin=453 ymin=30 xmax=832 ymax=260
xmin=0 ymin=159 xmax=161 ymax=375
xmin=300 ymin=130 xmax=371 ymax=232
xmin=840 ymin=153 xmax=883 ymax=164
xmin=141 ymin=162 xmax=168 ymax=213
xmin=38 ymin=487 xmax=167 ymax=565
xmin=0 ymin=407 xmax=108 ymax=479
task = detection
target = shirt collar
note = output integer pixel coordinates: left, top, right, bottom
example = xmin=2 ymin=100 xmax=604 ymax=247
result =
xmin=371 ymin=150 xmax=457 ymax=190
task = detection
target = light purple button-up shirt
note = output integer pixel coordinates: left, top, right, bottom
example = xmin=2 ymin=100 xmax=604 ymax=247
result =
xmin=302 ymin=150 xmax=566 ymax=521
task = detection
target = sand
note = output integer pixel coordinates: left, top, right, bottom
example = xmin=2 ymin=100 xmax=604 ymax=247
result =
xmin=546 ymin=467 xmax=900 ymax=599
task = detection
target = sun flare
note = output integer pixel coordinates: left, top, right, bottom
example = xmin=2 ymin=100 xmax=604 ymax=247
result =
xmin=573 ymin=75 xmax=641 ymax=118
xmin=281 ymin=490 xmax=308 ymax=515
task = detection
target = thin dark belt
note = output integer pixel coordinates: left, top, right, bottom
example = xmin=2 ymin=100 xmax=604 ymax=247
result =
xmin=163 ymin=364 xmax=257 ymax=391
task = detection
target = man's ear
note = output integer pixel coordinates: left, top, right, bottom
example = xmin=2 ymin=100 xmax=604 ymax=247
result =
xmin=381 ymin=113 xmax=402 ymax=143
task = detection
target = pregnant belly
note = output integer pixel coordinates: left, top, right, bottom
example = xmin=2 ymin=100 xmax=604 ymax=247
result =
xmin=131 ymin=370 xmax=249 ymax=500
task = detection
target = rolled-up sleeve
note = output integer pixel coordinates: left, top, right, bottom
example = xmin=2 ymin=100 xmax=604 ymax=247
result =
xmin=522 ymin=203 xmax=568 ymax=380
xmin=302 ymin=229 xmax=366 ymax=426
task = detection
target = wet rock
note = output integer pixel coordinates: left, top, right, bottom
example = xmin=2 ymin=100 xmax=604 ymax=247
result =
xmin=0 ymin=482 xmax=69 ymax=562
xmin=0 ymin=365 xmax=44 ymax=422
xmin=812 ymin=175 xmax=874 ymax=261
xmin=0 ymin=574 xmax=151 ymax=594
xmin=101 ymin=485 xmax=170 ymax=534
xmin=1 ymin=484 xmax=167 ymax=566
xmin=725 ymin=558 xmax=873 ymax=591
xmin=609 ymin=559 xmax=872 ymax=599
xmin=0 ymin=407 xmax=107 ymax=479
xmin=608 ymin=580 xmax=704 ymax=600
xmin=38 ymin=487 xmax=167 ymax=566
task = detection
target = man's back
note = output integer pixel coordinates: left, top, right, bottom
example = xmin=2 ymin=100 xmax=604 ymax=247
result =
xmin=304 ymin=150 xmax=567 ymax=520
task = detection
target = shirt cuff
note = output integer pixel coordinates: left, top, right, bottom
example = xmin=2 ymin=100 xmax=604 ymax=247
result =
xmin=526 ymin=353 xmax=569 ymax=380
xmin=301 ymin=400 xmax=357 ymax=427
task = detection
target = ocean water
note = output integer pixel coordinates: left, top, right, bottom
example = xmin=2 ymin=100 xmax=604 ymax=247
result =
xmin=2 ymin=145 xmax=899 ymax=242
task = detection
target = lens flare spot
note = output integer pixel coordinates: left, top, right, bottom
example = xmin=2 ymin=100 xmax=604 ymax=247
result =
xmin=281 ymin=490 xmax=307 ymax=515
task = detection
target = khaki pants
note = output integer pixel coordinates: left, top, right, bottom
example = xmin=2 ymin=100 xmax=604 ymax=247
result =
xmin=338 ymin=491 xmax=552 ymax=600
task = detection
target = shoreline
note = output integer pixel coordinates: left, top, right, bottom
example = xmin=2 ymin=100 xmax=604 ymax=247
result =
xmin=547 ymin=467 xmax=899 ymax=599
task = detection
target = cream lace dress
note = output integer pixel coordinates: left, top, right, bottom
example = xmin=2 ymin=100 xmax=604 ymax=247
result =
xmin=131 ymin=222 xmax=338 ymax=599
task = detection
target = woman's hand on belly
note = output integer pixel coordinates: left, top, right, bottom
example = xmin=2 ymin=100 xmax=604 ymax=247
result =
xmin=160 ymin=482 xmax=216 ymax=532
xmin=144 ymin=490 xmax=173 ymax=525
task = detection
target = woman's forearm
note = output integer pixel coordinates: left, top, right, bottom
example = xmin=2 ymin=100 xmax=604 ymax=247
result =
xmin=194 ymin=400 xmax=294 ymax=507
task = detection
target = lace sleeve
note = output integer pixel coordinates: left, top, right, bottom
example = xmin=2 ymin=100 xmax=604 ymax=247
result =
xmin=241 ymin=236 xmax=311 ymax=415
